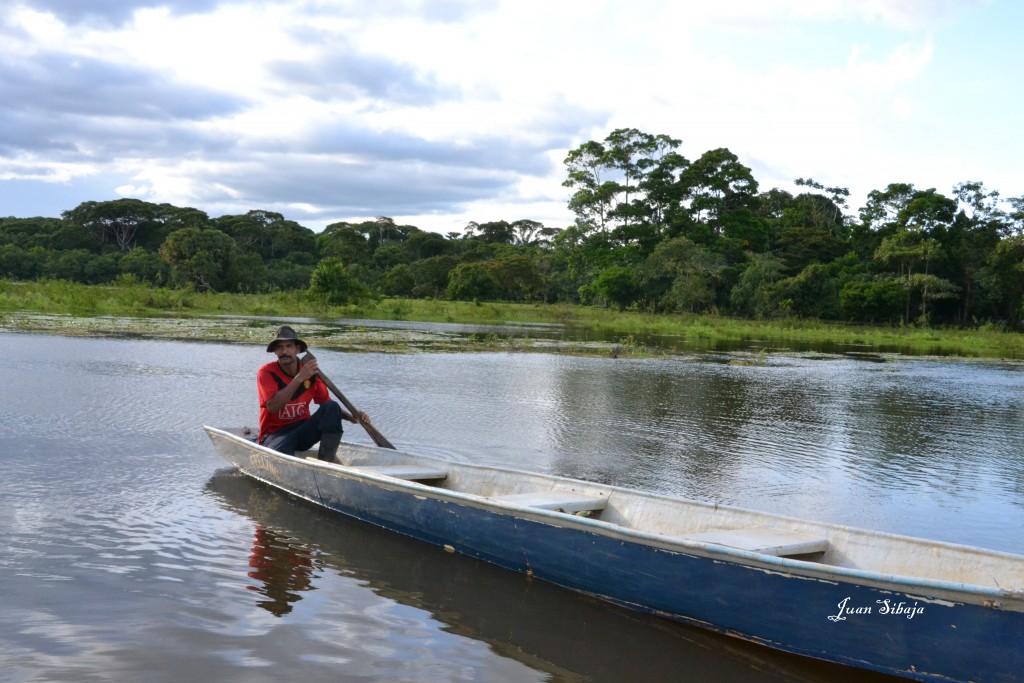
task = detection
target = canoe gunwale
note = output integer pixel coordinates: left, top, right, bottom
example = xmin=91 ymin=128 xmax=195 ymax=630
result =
xmin=202 ymin=426 xmax=1024 ymax=609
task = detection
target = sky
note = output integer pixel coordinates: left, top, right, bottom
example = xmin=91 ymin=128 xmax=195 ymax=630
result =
xmin=1 ymin=0 xmax=1021 ymax=235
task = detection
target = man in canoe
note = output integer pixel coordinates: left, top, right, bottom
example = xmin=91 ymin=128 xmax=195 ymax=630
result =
xmin=258 ymin=325 xmax=368 ymax=461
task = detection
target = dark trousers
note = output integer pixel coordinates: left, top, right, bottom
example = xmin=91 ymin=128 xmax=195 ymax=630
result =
xmin=261 ymin=401 xmax=343 ymax=455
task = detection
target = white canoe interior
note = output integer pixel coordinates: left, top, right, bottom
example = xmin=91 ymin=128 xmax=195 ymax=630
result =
xmin=216 ymin=427 xmax=1024 ymax=598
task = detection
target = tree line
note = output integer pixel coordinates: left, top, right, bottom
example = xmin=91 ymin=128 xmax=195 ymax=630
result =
xmin=2 ymin=127 xmax=1023 ymax=327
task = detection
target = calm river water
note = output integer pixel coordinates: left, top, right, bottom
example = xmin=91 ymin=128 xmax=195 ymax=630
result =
xmin=2 ymin=331 xmax=1022 ymax=682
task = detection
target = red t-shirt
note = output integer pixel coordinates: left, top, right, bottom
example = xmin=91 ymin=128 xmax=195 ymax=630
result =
xmin=257 ymin=360 xmax=330 ymax=441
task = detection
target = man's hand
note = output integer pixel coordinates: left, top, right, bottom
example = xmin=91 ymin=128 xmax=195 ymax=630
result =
xmin=265 ymin=353 xmax=320 ymax=415
xmin=348 ymin=410 xmax=372 ymax=425
xmin=298 ymin=356 xmax=319 ymax=381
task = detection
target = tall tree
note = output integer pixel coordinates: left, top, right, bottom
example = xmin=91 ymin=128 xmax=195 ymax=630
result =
xmin=983 ymin=236 xmax=1024 ymax=325
xmin=563 ymin=140 xmax=618 ymax=232
xmin=474 ymin=220 xmax=515 ymax=244
xmin=1006 ymin=196 xmax=1024 ymax=237
xmin=159 ymin=227 xmax=237 ymax=291
xmin=563 ymin=128 xmax=684 ymax=238
xmin=766 ymin=185 xmax=851 ymax=275
xmin=640 ymin=149 xmax=691 ymax=235
xmin=318 ymin=222 xmax=371 ymax=265
xmin=946 ymin=182 xmax=1005 ymax=321
xmin=510 ymin=219 xmax=556 ymax=246
xmin=794 ymin=177 xmax=850 ymax=230
xmin=63 ymin=199 xmax=164 ymax=253
xmin=729 ymin=253 xmax=785 ymax=318
xmin=680 ymin=148 xmax=758 ymax=230
xmin=874 ymin=230 xmax=951 ymax=323
xmin=638 ymin=236 xmax=723 ymax=313
xmin=859 ymin=183 xmax=917 ymax=234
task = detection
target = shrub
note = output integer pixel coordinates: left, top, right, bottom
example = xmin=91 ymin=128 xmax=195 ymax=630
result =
xmin=308 ymin=258 xmax=371 ymax=305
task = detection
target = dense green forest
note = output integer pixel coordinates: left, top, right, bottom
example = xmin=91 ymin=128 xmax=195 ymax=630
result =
xmin=3 ymin=128 xmax=1023 ymax=327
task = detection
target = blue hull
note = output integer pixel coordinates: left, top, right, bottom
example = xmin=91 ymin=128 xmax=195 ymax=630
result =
xmin=207 ymin=429 xmax=1024 ymax=683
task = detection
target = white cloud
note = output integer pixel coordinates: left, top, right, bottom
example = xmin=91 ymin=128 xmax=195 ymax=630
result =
xmin=115 ymin=183 xmax=151 ymax=197
xmin=0 ymin=0 xmax=1019 ymax=231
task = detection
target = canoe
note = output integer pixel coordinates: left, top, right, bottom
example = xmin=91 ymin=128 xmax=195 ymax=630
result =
xmin=203 ymin=426 xmax=1024 ymax=682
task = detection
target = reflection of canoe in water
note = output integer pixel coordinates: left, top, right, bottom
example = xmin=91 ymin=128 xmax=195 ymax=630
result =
xmin=204 ymin=426 xmax=1024 ymax=683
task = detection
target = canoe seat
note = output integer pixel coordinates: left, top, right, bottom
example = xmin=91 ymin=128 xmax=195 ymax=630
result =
xmin=489 ymin=491 xmax=607 ymax=514
xmin=305 ymin=458 xmax=448 ymax=481
xmin=350 ymin=464 xmax=449 ymax=481
xmin=679 ymin=529 xmax=828 ymax=558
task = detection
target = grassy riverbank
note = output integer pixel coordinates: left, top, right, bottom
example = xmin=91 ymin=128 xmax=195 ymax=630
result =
xmin=1 ymin=279 xmax=1022 ymax=358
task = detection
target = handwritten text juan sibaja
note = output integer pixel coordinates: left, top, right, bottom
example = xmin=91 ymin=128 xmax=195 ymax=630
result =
xmin=828 ymin=597 xmax=925 ymax=622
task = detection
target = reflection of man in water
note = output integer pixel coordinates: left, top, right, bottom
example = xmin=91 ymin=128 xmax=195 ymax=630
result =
xmin=246 ymin=526 xmax=316 ymax=616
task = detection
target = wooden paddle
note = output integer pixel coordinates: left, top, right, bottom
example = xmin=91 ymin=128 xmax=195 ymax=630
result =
xmin=301 ymin=352 xmax=396 ymax=450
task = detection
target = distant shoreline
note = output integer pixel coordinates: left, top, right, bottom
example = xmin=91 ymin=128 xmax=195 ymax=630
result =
xmin=2 ymin=280 xmax=1022 ymax=360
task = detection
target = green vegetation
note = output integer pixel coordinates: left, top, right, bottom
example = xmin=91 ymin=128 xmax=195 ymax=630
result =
xmin=2 ymin=127 xmax=1023 ymax=355
xmin=2 ymin=279 xmax=1021 ymax=359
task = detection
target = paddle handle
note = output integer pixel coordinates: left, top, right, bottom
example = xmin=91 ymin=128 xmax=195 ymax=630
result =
xmin=301 ymin=352 xmax=396 ymax=449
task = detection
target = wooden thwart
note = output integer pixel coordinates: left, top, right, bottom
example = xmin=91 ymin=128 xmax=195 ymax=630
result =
xmin=680 ymin=529 xmax=829 ymax=557
xmin=305 ymin=459 xmax=448 ymax=481
xmin=350 ymin=464 xmax=449 ymax=481
xmin=489 ymin=491 xmax=608 ymax=514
